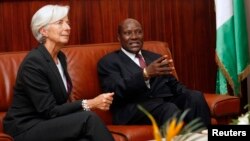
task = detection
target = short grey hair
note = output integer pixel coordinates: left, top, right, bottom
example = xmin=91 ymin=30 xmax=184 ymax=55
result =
xmin=31 ymin=5 xmax=70 ymax=43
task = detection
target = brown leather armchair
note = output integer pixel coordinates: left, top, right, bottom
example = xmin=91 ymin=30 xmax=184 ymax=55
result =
xmin=146 ymin=41 xmax=240 ymax=125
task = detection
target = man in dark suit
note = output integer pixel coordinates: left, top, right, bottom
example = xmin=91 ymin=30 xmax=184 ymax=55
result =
xmin=97 ymin=18 xmax=211 ymax=127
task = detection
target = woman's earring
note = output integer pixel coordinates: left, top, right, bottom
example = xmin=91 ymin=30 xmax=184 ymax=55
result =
xmin=41 ymin=36 xmax=46 ymax=44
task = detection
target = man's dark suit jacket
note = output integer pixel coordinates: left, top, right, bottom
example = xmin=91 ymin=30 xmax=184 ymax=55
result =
xmin=3 ymin=44 xmax=82 ymax=137
xmin=98 ymin=49 xmax=190 ymax=125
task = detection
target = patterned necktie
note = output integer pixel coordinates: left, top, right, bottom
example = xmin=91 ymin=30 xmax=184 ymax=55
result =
xmin=136 ymin=54 xmax=146 ymax=69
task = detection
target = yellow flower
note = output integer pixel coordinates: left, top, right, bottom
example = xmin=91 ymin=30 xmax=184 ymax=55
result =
xmin=138 ymin=105 xmax=205 ymax=141
xmin=166 ymin=118 xmax=184 ymax=141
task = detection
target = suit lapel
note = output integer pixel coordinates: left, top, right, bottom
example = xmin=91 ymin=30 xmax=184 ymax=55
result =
xmin=58 ymin=52 xmax=72 ymax=94
xmin=118 ymin=50 xmax=142 ymax=74
xmin=37 ymin=45 xmax=68 ymax=98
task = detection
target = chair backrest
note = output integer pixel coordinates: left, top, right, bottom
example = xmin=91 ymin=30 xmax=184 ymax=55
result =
xmin=63 ymin=41 xmax=177 ymax=124
xmin=63 ymin=41 xmax=177 ymax=101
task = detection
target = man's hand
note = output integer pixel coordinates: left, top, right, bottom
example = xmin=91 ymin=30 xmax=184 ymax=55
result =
xmin=144 ymin=55 xmax=175 ymax=78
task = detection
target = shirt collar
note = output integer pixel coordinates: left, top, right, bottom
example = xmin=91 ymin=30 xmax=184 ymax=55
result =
xmin=121 ymin=47 xmax=142 ymax=60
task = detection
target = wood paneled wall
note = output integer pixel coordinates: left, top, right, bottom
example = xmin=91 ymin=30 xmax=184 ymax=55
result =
xmin=0 ymin=0 xmax=217 ymax=93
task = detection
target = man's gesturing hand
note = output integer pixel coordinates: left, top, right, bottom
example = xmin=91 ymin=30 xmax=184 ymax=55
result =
xmin=144 ymin=55 xmax=175 ymax=78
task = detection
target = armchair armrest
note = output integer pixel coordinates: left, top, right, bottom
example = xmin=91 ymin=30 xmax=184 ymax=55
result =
xmin=204 ymin=93 xmax=240 ymax=124
xmin=108 ymin=125 xmax=153 ymax=141
xmin=0 ymin=132 xmax=13 ymax=141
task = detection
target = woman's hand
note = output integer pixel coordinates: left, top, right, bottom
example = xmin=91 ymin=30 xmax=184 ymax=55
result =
xmin=87 ymin=92 xmax=114 ymax=111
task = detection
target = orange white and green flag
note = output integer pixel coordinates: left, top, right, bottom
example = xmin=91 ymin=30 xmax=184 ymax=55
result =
xmin=215 ymin=0 xmax=250 ymax=96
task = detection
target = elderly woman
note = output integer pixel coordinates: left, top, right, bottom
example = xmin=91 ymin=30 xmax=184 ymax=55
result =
xmin=3 ymin=4 xmax=114 ymax=141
